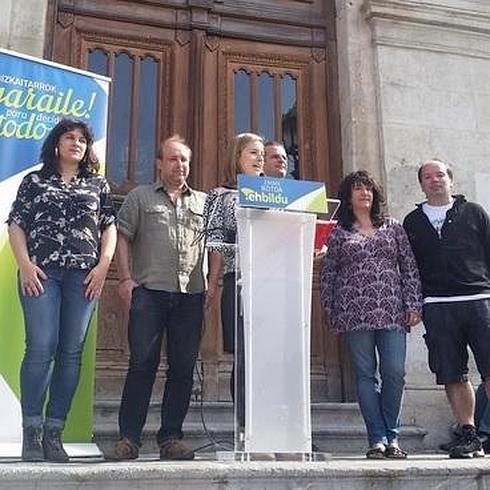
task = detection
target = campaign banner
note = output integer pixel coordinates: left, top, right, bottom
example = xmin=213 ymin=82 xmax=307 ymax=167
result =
xmin=0 ymin=49 xmax=110 ymax=451
xmin=238 ymin=174 xmax=328 ymax=214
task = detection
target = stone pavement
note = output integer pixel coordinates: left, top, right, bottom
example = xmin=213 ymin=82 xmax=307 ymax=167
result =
xmin=0 ymin=453 xmax=488 ymax=489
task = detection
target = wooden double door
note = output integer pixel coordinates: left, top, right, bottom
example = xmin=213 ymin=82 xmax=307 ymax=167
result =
xmin=47 ymin=0 xmax=352 ymax=403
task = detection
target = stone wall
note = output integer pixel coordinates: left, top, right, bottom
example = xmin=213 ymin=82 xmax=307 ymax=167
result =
xmin=3 ymin=0 xmax=489 ymax=451
xmin=337 ymin=0 xmax=490 ymax=448
xmin=0 ymin=0 xmax=48 ymax=56
xmin=366 ymin=0 xmax=490 ymax=217
xmin=335 ymin=0 xmax=386 ymax=183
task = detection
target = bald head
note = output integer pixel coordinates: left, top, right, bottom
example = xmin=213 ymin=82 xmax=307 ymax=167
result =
xmin=418 ymin=159 xmax=453 ymax=183
xmin=418 ymin=159 xmax=453 ymax=205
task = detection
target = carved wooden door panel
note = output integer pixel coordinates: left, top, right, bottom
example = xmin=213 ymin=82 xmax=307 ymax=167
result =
xmin=51 ymin=11 xmax=194 ymax=399
xmin=198 ymin=37 xmax=349 ymax=401
xmin=49 ymin=0 xmax=349 ymax=403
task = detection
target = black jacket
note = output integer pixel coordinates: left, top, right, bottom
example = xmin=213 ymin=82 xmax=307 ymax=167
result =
xmin=403 ymin=195 xmax=490 ymax=298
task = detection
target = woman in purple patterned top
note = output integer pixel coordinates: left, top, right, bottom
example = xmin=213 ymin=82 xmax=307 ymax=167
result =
xmin=320 ymin=170 xmax=422 ymax=459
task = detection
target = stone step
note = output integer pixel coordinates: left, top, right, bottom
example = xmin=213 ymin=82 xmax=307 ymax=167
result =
xmin=96 ymin=400 xmax=366 ymax=427
xmin=94 ymin=424 xmax=427 ymax=455
xmin=94 ymin=400 xmax=427 ymax=455
xmin=2 ymin=456 xmax=488 ymax=490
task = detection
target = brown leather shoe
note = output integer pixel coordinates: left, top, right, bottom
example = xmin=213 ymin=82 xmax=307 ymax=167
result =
xmin=159 ymin=439 xmax=194 ymax=460
xmin=104 ymin=437 xmax=139 ymax=461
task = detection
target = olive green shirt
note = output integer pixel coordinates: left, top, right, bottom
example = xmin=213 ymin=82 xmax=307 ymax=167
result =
xmin=117 ymin=182 xmax=206 ymax=293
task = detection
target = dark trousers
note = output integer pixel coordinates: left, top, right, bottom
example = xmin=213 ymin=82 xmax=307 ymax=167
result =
xmin=476 ymin=383 xmax=490 ymax=436
xmin=222 ymin=273 xmax=245 ymax=428
xmin=118 ymin=286 xmax=203 ymax=446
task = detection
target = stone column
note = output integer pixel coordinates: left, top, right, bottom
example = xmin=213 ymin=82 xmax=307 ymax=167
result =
xmin=0 ymin=0 xmax=49 ymax=56
xmin=335 ymin=0 xmax=386 ymax=184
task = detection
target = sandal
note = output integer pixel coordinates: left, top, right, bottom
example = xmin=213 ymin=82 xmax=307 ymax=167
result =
xmin=366 ymin=446 xmax=386 ymax=459
xmin=385 ymin=445 xmax=408 ymax=459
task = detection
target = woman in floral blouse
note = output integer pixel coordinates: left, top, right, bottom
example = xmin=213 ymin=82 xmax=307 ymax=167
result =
xmin=203 ymin=132 xmax=264 ymax=432
xmin=8 ymin=118 xmax=117 ymax=462
xmin=320 ymin=170 xmax=422 ymax=459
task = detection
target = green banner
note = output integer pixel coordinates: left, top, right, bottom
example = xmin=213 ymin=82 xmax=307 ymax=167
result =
xmin=0 ymin=49 xmax=110 ymax=446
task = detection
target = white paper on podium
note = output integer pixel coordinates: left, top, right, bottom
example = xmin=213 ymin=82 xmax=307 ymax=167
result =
xmin=237 ymin=207 xmax=315 ymax=453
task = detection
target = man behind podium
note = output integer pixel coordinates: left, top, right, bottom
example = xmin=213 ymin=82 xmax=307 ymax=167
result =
xmin=107 ymin=136 xmax=206 ymax=461
xmin=263 ymin=141 xmax=287 ymax=178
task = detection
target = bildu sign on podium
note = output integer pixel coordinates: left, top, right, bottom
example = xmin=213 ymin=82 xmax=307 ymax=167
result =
xmin=224 ymin=175 xmax=334 ymax=460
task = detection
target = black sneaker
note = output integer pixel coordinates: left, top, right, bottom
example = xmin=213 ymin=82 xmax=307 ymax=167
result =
xmin=483 ymin=438 xmax=490 ymax=455
xmin=439 ymin=424 xmax=463 ymax=452
xmin=439 ymin=436 xmax=463 ymax=452
xmin=449 ymin=425 xmax=485 ymax=459
xmin=479 ymin=433 xmax=490 ymax=454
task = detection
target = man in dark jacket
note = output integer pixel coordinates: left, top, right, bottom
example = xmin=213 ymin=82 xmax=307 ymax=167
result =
xmin=403 ymin=159 xmax=490 ymax=459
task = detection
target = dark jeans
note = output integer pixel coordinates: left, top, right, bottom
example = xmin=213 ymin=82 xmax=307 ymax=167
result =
xmin=118 ymin=286 xmax=203 ymax=446
xmin=222 ymin=273 xmax=245 ymax=428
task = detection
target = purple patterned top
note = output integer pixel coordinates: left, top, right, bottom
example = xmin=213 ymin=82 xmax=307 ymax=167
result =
xmin=320 ymin=219 xmax=422 ymax=333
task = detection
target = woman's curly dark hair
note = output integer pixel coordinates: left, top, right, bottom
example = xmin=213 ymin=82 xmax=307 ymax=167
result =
xmin=336 ymin=170 xmax=386 ymax=229
xmin=39 ymin=118 xmax=100 ymax=177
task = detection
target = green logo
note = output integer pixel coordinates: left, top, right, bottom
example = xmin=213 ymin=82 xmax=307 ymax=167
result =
xmin=240 ymin=187 xmax=255 ymax=198
xmin=240 ymin=187 xmax=288 ymax=205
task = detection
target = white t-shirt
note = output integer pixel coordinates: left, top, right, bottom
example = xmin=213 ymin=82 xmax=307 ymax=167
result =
xmin=422 ymin=200 xmax=453 ymax=237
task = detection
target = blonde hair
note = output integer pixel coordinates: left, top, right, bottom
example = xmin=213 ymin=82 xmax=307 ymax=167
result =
xmin=223 ymin=132 xmax=264 ymax=187
xmin=157 ymin=134 xmax=192 ymax=160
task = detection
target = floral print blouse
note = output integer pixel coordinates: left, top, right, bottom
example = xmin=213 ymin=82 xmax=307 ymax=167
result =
xmin=320 ymin=219 xmax=422 ymax=333
xmin=8 ymin=170 xmax=115 ymax=270
xmin=203 ymin=187 xmax=238 ymax=275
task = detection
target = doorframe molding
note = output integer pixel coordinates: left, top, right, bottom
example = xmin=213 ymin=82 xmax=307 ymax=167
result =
xmin=46 ymin=0 xmax=335 ymax=48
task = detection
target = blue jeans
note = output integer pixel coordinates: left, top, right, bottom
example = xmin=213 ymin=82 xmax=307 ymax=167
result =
xmin=118 ymin=286 xmax=203 ymax=446
xmin=476 ymin=383 xmax=490 ymax=436
xmin=343 ymin=329 xmax=407 ymax=445
xmin=19 ymin=266 xmax=96 ymax=429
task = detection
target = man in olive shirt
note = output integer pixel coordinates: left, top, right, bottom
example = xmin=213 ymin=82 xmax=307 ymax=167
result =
xmin=108 ymin=135 xmax=206 ymax=461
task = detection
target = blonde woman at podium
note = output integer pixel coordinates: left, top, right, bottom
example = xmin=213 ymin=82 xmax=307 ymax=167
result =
xmin=203 ymin=132 xmax=265 ymax=429
xmin=7 ymin=119 xmax=117 ymax=462
xmin=320 ymin=170 xmax=422 ymax=460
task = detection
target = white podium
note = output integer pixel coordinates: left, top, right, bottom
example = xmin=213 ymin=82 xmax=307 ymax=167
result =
xmin=235 ymin=207 xmax=315 ymax=457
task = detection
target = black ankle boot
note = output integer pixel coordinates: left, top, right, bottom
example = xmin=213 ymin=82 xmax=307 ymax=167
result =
xmin=22 ymin=426 xmax=44 ymax=462
xmin=42 ymin=426 xmax=69 ymax=463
